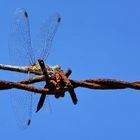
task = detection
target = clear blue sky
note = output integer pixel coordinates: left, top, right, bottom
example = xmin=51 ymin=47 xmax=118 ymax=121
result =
xmin=0 ymin=0 xmax=140 ymax=139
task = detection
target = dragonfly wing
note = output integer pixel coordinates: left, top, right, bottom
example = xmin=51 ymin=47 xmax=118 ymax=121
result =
xmin=9 ymin=8 xmax=35 ymax=66
xmin=34 ymin=13 xmax=61 ymax=62
xmin=33 ymin=13 xmax=61 ymax=113
xmin=41 ymin=95 xmax=52 ymax=113
xmin=9 ymin=8 xmax=34 ymax=128
xmin=10 ymin=88 xmax=32 ymax=129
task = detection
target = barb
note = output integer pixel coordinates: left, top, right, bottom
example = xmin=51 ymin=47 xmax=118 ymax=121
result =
xmin=57 ymin=70 xmax=78 ymax=104
xmin=36 ymin=59 xmax=55 ymax=112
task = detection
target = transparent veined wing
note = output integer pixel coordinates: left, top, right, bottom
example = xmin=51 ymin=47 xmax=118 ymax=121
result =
xmin=9 ymin=8 xmax=61 ymax=127
xmin=33 ymin=13 xmax=61 ymax=112
xmin=10 ymin=87 xmax=32 ymax=129
xmin=34 ymin=12 xmax=61 ymax=62
xmin=9 ymin=8 xmax=35 ymax=66
xmin=9 ymin=8 xmax=34 ymax=129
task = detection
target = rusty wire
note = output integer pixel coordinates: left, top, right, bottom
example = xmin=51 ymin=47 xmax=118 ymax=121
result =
xmin=0 ymin=59 xmax=140 ymax=105
xmin=0 ymin=72 xmax=140 ymax=92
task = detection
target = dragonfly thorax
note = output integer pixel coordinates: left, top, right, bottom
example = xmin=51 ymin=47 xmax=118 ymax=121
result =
xmin=31 ymin=63 xmax=42 ymax=72
xmin=30 ymin=63 xmax=61 ymax=73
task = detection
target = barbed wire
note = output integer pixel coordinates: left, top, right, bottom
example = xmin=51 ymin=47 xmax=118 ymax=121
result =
xmin=1 ymin=75 xmax=140 ymax=92
xmin=0 ymin=60 xmax=140 ymax=105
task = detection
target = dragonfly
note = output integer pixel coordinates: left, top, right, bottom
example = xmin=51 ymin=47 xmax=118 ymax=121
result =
xmin=9 ymin=8 xmax=61 ymax=129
